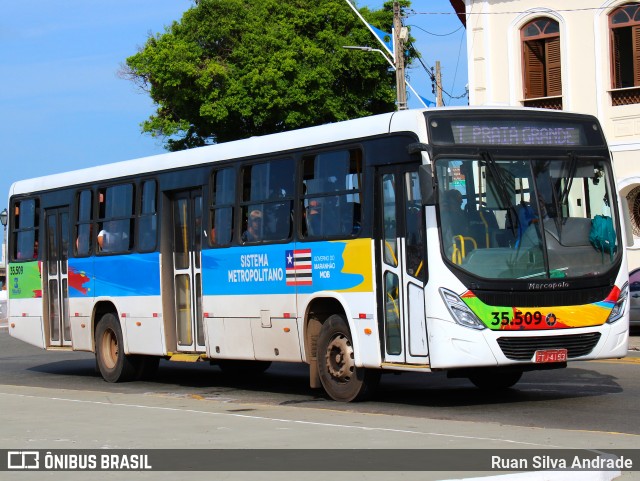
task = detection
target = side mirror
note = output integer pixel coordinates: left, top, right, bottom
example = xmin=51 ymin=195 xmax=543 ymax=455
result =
xmin=419 ymin=164 xmax=437 ymax=206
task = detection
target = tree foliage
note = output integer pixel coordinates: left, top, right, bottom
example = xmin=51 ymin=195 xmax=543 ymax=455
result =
xmin=123 ymin=0 xmax=415 ymax=150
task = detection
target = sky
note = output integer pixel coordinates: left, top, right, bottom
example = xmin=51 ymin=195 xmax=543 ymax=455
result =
xmin=0 ymin=0 xmax=468 ymax=211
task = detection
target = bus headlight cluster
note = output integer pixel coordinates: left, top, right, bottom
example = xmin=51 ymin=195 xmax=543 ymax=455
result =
xmin=606 ymin=282 xmax=628 ymax=324
xmin=439 ymin=288 xmax=486 ymax=330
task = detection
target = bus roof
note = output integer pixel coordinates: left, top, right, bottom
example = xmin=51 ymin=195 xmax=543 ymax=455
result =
xmin=9 ymin=108 xmax=431 ymax=197
xmin=9 ymin=105 xmax=593 ymax=197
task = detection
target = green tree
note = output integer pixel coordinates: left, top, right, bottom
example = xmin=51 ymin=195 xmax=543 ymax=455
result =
xmin=122 ymin=0 xmax=415 ymax=150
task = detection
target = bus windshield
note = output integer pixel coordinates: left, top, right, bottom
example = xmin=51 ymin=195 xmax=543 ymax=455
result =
xmin=435 ymin=154 xmax=618 ymax=280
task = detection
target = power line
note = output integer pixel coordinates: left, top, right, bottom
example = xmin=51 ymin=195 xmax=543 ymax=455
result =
xmin=408 ymin=23 xmax=464 ymax=37
xmin=449 ymin=26 xmax=466 ymax=101
xmin=408 ymin=41 xmax=468 ymax=103
xmin=409 ymin=6 xmax=619 ymax=16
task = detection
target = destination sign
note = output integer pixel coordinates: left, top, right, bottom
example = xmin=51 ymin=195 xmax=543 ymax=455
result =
xmin=450 ymin=120 xmax=586 ymax=146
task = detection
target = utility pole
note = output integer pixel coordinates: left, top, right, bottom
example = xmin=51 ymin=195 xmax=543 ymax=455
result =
xmin=393 ymin=1 xmax=407 ymax=110
xmin=435 ymin=61 xmax=443 ymax=107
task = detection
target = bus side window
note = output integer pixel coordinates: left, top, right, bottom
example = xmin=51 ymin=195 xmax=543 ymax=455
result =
xmin=405 ymin=172 xmax=424 ymax=280
xmin=210 ymin=168 xmax=235 ymax=246
xmin=301 ymin=149 xmax=363 ymax=239
xmin=138 ymin=180 xmax=157 ymax=252
xmin=97 ymin=184 xmax=134 ymax=254
xmin=75 ymin=189 xmax=93 ymax=256
xmin=240 ymin=159 xmax=294 ymax=243
xmin=12 ymin=199 xmax=39 ymax=261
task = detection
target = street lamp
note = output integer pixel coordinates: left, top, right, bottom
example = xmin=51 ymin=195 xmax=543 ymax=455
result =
xmin=343 ymin=45 xmax=396 ymax=70
xmin=0 ymin=209 xmax=7 ymax=229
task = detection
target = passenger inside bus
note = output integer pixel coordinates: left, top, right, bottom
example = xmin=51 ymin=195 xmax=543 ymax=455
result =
xmin=97 ymin=223 xmax=128 ymax=252
xmin=242 ymin=209 xmax=262 ymax=243
xmin=306 ymin=200 xmax=321 ymax=236
xmin=17 ymin=240 xmax=38 ymax=260
xmin=441 ymin=189 xmax=469 ymax=238
xmin=441 ymin=189 xmax=479 ymax=263
xmin=97 ymin=226 xmax=110 ymax=251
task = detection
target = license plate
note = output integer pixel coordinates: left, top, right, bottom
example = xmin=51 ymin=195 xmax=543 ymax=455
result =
xmin=534 ymin=349 xmax=568 ymax=363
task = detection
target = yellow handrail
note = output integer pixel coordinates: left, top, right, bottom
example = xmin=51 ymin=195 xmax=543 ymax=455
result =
xmin=384 ymin=240 xmax=398 ymax=266
xmin=451 ymin=235 xmax=477 ymax=264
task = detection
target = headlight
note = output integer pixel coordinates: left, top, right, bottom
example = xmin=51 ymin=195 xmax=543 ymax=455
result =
xmin=606 ymin=282 xmax=628 ymax=324
xmin=440 ymin=288 xmax=486 ymax=330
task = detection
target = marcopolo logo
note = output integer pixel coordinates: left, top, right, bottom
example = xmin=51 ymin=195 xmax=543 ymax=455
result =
xmin=8 ymin=451 xmax=40 ymax=469
xmin=527 ymin=281 xmax=570 ymax=290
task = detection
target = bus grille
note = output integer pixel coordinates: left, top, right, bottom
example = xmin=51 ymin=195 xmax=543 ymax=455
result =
xmin=496 ymin=333 xmax=601 ymax=361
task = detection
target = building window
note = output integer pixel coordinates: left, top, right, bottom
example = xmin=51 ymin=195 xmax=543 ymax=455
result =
xmin=521 ymin=18 xmax=563 ymax=109
xmin=627 ymin=185 xmax=640 ymax=238
xmin=610 ymin=3 xmax=640 ymax=105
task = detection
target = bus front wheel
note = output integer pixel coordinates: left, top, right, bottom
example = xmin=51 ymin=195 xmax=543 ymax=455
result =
xmin=95 ymin=313 xmax=138 ymax=383
xmin=317 ymin=314 xmax=380 ymax=402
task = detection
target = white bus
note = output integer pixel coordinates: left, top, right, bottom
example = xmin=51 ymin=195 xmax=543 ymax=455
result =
xmin=6 ymin=107 xmax=630 ymax=401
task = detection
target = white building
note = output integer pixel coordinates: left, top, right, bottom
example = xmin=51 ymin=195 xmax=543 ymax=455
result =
xmin=450 ymin=0 xmax=640 ymax=270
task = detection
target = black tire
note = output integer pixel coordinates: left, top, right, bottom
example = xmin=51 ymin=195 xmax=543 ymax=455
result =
xmin=218 ymin=360 xmax=272 ymax=378
xmin=468 ymin=369 xmax=522 ymax=390
xmin=317 ymin=314 xmax=380 ymax=402
xmin=95 ymin=312 xmax=138 ymax=382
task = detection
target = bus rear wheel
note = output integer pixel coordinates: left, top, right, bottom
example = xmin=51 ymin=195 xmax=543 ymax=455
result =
xmin=468 ymin=369 xmax=522 ymax=390
xmin=95 ymin=312 xmax=138 ymax=383
xmin=317 ymin=314 xmax=380 ymax=402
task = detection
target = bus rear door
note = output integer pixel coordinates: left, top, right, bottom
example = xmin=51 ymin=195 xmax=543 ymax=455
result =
xmin=44 ymin=206 xmax=71 ymax=347
xmin=171 ymin=189 xmax=205 ymax=353
xmin=377 ymin=165 xmax=429 ymax=364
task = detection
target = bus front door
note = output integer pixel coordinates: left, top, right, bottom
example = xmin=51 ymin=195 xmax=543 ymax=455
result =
xmin=377 ymin=165 xmax=428 ymax=364
xmin=171 ymin=190 xmax=205 ymax=353
xmin=44 ymin=207 xmax=71 ymax=347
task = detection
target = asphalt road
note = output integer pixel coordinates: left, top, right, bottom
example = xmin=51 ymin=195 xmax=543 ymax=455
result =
xmin=0 ymin=328 xmax=638 ymax=480
xmin=0 ymin=329 xmax=639 ymax=432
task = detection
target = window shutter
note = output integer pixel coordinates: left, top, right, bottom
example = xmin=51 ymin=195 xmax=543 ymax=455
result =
xmin=524 ymin=41 xmax=545 ymax=99
xmin=613 ymin=30 xmax=622 ymax=89
xmin=633 ymin=25 xmax=640 ymax=86
xmin=545 ymin=37 xmax=562 ymax=97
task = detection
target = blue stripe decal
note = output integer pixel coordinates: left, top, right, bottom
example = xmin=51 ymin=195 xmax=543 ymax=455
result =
xmin=201 ymin=241 xmax=364 ymax=295
xmin=67 ymin=241 xmax=366 ymax=298
xmin=68 ymin=253 xmax=161 ymax=298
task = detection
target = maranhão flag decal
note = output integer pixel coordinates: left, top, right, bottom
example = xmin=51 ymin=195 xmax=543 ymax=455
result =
xmin=285 ymin=249 xmax=312 ymax=286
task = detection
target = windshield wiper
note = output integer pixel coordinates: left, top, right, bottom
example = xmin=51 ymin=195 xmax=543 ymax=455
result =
xmin=480 ymin=151 xmax=517 ymax=237
xmin=559 ymin=151 xmax=578 ymax=206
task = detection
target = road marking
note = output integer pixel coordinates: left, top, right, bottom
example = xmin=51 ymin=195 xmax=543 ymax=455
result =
xmin=589 ymin=357 xmax=640 ymax=365
xmin=0 ymin=390 xmax=557 ymax=447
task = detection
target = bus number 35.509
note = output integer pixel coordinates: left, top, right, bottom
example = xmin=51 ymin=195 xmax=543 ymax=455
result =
xmin=491 ymin=311 xmax=546 ymax=326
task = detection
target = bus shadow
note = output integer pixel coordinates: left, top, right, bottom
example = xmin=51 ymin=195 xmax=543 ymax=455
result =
xmin=26 ymin=358 xmax=319 ymax=399
xmin=373 ymin=366 xmax=623 ymax=407
xmin=23 ymin=359 xmax=622 ymax=408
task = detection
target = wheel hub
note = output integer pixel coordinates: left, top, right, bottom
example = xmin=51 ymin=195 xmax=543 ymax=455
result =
xmin=325 ymin=333 xmax=355 ymax=382
xmin=101 ymin=329 xmax=118 ymax=370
